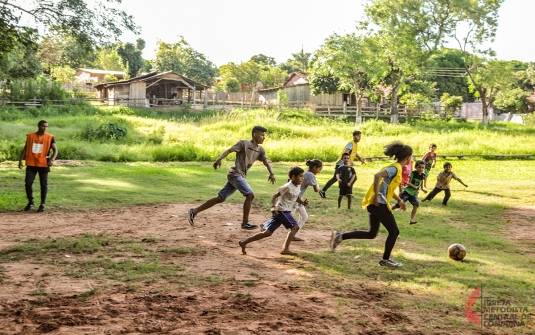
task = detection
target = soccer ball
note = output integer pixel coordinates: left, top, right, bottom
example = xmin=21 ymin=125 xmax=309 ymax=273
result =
xmin=448 ymin=243 xmax=466 ymax=261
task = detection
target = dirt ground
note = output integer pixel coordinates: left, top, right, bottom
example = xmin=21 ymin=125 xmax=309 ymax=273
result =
xmin=0 ymin=203 xmax=507 ymax=335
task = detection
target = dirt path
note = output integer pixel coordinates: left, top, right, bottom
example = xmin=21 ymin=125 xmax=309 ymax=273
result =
xmin=0 ymin=203 xmax=485 ymax=334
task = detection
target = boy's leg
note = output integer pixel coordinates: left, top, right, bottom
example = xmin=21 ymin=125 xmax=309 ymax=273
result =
xmin=321 ymin=166 xmax=339 ymax=193
xmin=410 ymin=205 xmax=418 ymax=224
xmin=281 ymin=226 xmax=299 ymax=255
xmin=369 ymin=206 xmax=399 ymax=260
xmin=38 ymin=170 xmax=49 ymax=206
xmin=239 ymin=230 xmax=273 ymax=255
xmin=242 ymin=193 xmax=255 ymax=226
xmin=347 ymin=195 xmax=352 ymax=209
xmin=442 ymin=189 xmax=451 ymax=205
xmin=341 ymin=206 xmax=381 ymax=240
xmin=230 ymin=176 xmax=258 ymax=228
xmin=294 ymin=205 xmax=307 ymax=239
xmin=24 ymin=168 xmax=37 ymax=210
xmin=337 ymin=195 xmax=343 ymax=208
xmin=422 ymin=187 xmax=441 ymax=201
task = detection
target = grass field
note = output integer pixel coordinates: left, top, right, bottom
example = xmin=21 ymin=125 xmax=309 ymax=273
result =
xmin=0 ymin=106 xmax=534 ymax=333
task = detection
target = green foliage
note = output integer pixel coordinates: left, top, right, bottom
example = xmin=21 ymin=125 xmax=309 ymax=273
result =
xmin=223 ymin=77 xmax=241 ymax=92
xmin=79 ymin=122 xmax=128 ymax=141
xmin=493 ymin=88 xmax=535 ymax=113
xmin=95 ymin=47 xmax=125 ymax=71
xmin=152 ymin=37 xmax=216 ymax=85
xmin=280 ymin=49 xmax=311 ymax=73
xmin=50 ymin=66 xmax=75 ymax=82
xmin=7 ymin=77 xmax=69 ymax=101
xmin=427 ymin=48 xmax=475 ymax=102
xmin=218 ymin=60 xmax=260 ymax=90
xmin=117 ymin=41 xmax=145 ymax=78
xmin=0 ymin=27 xmax=42 ymax=80
xmin=104 ymin=74 xmax=118 ymax=82
xmin=440 ymin=93 xmax=464 ymax=115
xmin=276 ymin=89 xmax=289 ymax=106
xmin=39 ymin=30 xmax=96 ymax=70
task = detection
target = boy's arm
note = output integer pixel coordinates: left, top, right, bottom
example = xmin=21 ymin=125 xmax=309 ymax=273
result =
xmin=392 ymin=192 xmax=406 ymax=211
xmin=373 ymin=170 xmax=388 ymax=206
xmin=271 ymin=192 xmax=281 ymax=214
xmin=296 ymin=196 xmax=309 ymax=207
xmin=48 ymin=142 xmax=58 ymax=166
xmin=313 ymin=184 xmax=320 ymax=192
xmin=453 ymin=173 xmax=468 ymax=187
xmin=336 ymin=172 xmax=341 ymax=182
xmin=213 ymin=148 xmax=235 ymax=169
xmin=262 ymin=159 xmax=276 ymax=184
xmin=348 ymin=171 xmax=356 ymax=186
xmin=18 ymin=143 xmax=27 ymax=169
xmin=407 ymin=177 xmax=418 ymax=189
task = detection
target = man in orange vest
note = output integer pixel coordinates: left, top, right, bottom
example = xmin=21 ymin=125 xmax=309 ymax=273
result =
xmin=18 ymin=120 xmax=58 ymax=212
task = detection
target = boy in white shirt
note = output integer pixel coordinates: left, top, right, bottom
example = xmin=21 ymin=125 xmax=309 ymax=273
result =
xmin=239 ymin=167 xmax=308 ymax=255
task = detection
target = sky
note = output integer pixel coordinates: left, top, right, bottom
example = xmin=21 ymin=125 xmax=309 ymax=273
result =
xmin=120 ymin=0 xmax=534 ymax=67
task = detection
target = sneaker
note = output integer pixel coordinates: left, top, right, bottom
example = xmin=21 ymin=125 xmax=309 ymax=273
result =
xmin=241 ymin=222 xmax=258 ymax=230
xmin=330 ymin=230 xmax=342 ymax=251
xmin=24 ymin=202 xmax=35 ymax=211
xmin=379 ymin=259 xmax=402 ymax=267
xmin=319 ymin=190 xmax=326 ymax=198
xmin=37 ymin=205 xmax=45 ymax=213
xmin=188 ymin=208 xmax=195 ymax=226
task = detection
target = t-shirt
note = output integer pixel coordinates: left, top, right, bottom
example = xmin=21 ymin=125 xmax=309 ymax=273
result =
xmin=403 ymin=170 xmax=427 ymax=196
xmin=276 ymin=181 xmax=301 ymax=211
xmin=423 ymin=151 xmax=436 ymax=170
xmin=336 ymin=165 xmax=356 ymax=185
xmin=378 ymin=166 xmax=398 ymax=204
xmin=227 ymin=140 xmax=268 ymax=178
xmin=435 ymin=170 xmax=459 ymax=189
xmin=336 ymin=142 xmax=359 ymax=165
xmin=299 ymin=171 xmax=318 ymax=198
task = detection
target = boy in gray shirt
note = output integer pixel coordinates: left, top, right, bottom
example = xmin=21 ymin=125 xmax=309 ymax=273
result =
xmin=188 ymin=126 xmax=276 ymax=230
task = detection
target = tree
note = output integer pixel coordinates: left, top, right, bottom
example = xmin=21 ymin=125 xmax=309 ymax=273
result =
xmin=223 ymin=77 xmax=240 ymax=93
xmin=0 ymin=28 xmax=42 ymax=80
xmin=280 ymin=49 xmax=311 ymax=73
xmin=250 ymin=54 xmax=276 ymax=66
xmin=364 ymin=0 xmax=505 ymax=124
xmin=152 ymin=37 xmax=216 ymax=85
xmin=218 ymin=60 xmax=260 ymax=90
xmin=440 ymin=93 xmax=463 ymax=117
xmin=39 ymin=29 xmax=96 ymax=70
xmin=1 ymin=0 xmax=139 ymax=50
xmin=117 ymin=40 xmax=145 ymax=78
xmin=310 ymin=33 xmax=388 ymax=123
xmin=467 ymin=59 xmax=517 ymax=117
xmin=494 ymin=88 xmax=535 ymax=114
xmin=95 ymin=47 xmax=124 ymax=71
xmin=259 ymin=66 xmax=288 ymax=88
xmin=427 ymin=48 xmax=474 ymax=102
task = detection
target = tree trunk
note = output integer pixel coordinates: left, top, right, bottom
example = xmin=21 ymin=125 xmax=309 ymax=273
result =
xmin=355 ymin=92 xmax=362 ymax=125
xmin=390 ymin=84 xmax=402 ymax=124
xmin=479 ymin=87 xmax=489 ymax=125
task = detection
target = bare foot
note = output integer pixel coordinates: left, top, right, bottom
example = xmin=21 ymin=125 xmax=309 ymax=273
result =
xmin=280 ymin=250 xmax=297 ymax=255
xmin=292 ymin=237 xmax=304 ymax=242
xmin=238 ymin=241 xmax=247 ymax=255
xmin=409 ymin=220 xmax=417 ymax=225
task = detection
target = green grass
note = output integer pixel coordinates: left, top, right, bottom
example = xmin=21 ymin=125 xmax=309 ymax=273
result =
xmin=1 ymin=106 xmax=534 ymax=163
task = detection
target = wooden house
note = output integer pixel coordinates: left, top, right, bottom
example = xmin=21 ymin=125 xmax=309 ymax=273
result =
xmin=258 ymin=72 xmax=357 ymax=107
xmin=75 ymin=68 xmax=126 ymax=83
xmin=94 ymin=71 xmax=207 ymax=107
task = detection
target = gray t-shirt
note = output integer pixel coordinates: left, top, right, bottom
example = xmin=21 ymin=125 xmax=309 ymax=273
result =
xmin=227 ymin=140 xmax=268 ymax=178
xmin=379 ymin=166 xmax=398 ymax=204
xmin=299 ymin=171 xmax=318 ymax=198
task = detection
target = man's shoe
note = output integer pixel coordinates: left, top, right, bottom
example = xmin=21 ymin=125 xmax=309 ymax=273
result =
xmin=319 ymin=190 xmax=326 ymax=198
xmin=379 ymin=259 xmax=402 ymax=267
xmin=330 ymin=230 xmax=342 ymax=251
xmin=241 ymin=222 xmax=258 ymax=230
xmin=37 ymin=205 xmax=45 ymax=213
xmin=188 ymin=208 xmax=195 ymax=226
xmin=24 ymin=202 xmax=35 ymax=211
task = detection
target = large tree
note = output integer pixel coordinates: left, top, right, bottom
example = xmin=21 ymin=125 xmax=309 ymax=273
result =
xmin=0 ymin=0 xmax=139 ymax=49
xmin=117 ymin=39 xmax=145 ymax=78
xmin=310 ymin=33 xmax=388 ymax=123
xmin=152 ymin=37 xmax=216 ymax=85
xmin=364 ymin=0 xmax=504 ymax=124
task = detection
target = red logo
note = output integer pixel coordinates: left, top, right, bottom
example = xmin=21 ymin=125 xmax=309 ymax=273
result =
xmin=465 ymin=286 xmax=481 ymax=326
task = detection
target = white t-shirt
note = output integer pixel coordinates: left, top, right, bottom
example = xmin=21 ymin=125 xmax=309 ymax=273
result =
xmin=276 ymin=181 xmax=301 ymax=211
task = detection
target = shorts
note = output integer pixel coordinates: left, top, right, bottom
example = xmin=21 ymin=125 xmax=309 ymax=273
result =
xmin=339 ymin=184 xmax=353 ymax=196
xmin=263 ymin=211 xmax=298 ymax=232
xmin=399 ymin=191 xmax=420 ymax=206
xmin=218 ymin=176 xmax=254 ymax=201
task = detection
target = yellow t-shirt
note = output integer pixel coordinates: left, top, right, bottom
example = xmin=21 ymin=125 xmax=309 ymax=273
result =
xmin=361 ymin=162 xmax=402 ymax=212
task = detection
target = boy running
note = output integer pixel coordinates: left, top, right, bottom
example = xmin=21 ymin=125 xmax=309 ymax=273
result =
xmin=239 ymin=167 xmax=307 ymax=255
xmin=422 ymin=162 xmax=467 ymax=206
xmin=188 ymin=126 xmax=276 ymax=230
xmin=392 ymin=160 xmax=427 ymax=224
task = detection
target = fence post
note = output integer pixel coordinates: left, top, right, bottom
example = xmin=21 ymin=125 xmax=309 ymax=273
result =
xmin=343 ymin=101 xmax=346 ymax=114
xmin=203 ymin=90 xmax=207 ymax=109
xmin=376 ymin=103 xmax=380 ymax=120
xmin=328 ymin=102 xmax=331 ymax=116
xmin=241 ymin=94 xmax=244 ymax=107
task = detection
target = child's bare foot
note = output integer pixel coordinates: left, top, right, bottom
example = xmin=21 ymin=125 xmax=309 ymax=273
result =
xmin=238 ymin=241 xmax=247 ymax=254
xmin=409 ymin=220 xmax=417 ymax=225
xmin=280 ymin=250 xmax=297 ymax=255
xmin=292 ymin=237 xmax=304 ymax=241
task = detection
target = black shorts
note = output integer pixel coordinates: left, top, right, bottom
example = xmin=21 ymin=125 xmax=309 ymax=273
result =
xmin=339 ymin=184 xmax=353 ymax=196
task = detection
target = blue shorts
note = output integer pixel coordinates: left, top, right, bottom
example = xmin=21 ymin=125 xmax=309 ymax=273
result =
xmin=400 ymin=191 xmax=420 ymax=206
xmin=263 ymin=211 xmax=298 ymax=232
xmin=218 ymin=176 xmax=254 ymax=201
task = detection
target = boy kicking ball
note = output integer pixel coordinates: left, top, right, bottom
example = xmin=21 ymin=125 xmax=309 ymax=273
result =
xmin=239 ymin=167 xmax=308 ymax=256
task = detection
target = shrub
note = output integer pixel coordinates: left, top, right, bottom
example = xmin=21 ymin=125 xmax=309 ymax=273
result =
xmin=79 ymin=123 xmax=128 ymax=141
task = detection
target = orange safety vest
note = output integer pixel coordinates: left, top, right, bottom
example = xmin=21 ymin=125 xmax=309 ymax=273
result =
xmin=25 ymin=132 xmax=54 ymax=167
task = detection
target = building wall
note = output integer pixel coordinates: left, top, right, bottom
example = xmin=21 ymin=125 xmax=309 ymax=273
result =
xmin=259 ymin=84 xmax=345 ymax=106
xmin=129 ymin=82 xmax=146 ymax=107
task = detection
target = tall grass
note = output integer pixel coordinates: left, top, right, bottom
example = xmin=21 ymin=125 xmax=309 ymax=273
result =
xmin=1 ymin=106 xmax=534 ymax=162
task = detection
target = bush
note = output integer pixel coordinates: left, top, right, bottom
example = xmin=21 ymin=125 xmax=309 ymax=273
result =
xmin=79 ymin=123 xmax=128 ymax=141
xmin=494 ymin=88 xmax=535 ymax=113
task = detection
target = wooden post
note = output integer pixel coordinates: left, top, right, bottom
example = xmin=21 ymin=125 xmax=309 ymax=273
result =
xmin=203 ymin=90 xmax=207 ymax=109
xmin=376 ymin=102 xmax=380 ymax=120
xmin=328 ymin=102 xmax=331 ymax=116
xmin=343 ymin=101 xmax=346 ymax=114
xmin=193 ymin=86 xmax=196 ymax=109
xmin=215 ymin=91 xmax=218 ymax=106
xmin=241 ymin=94 xmax=244 ymax=107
